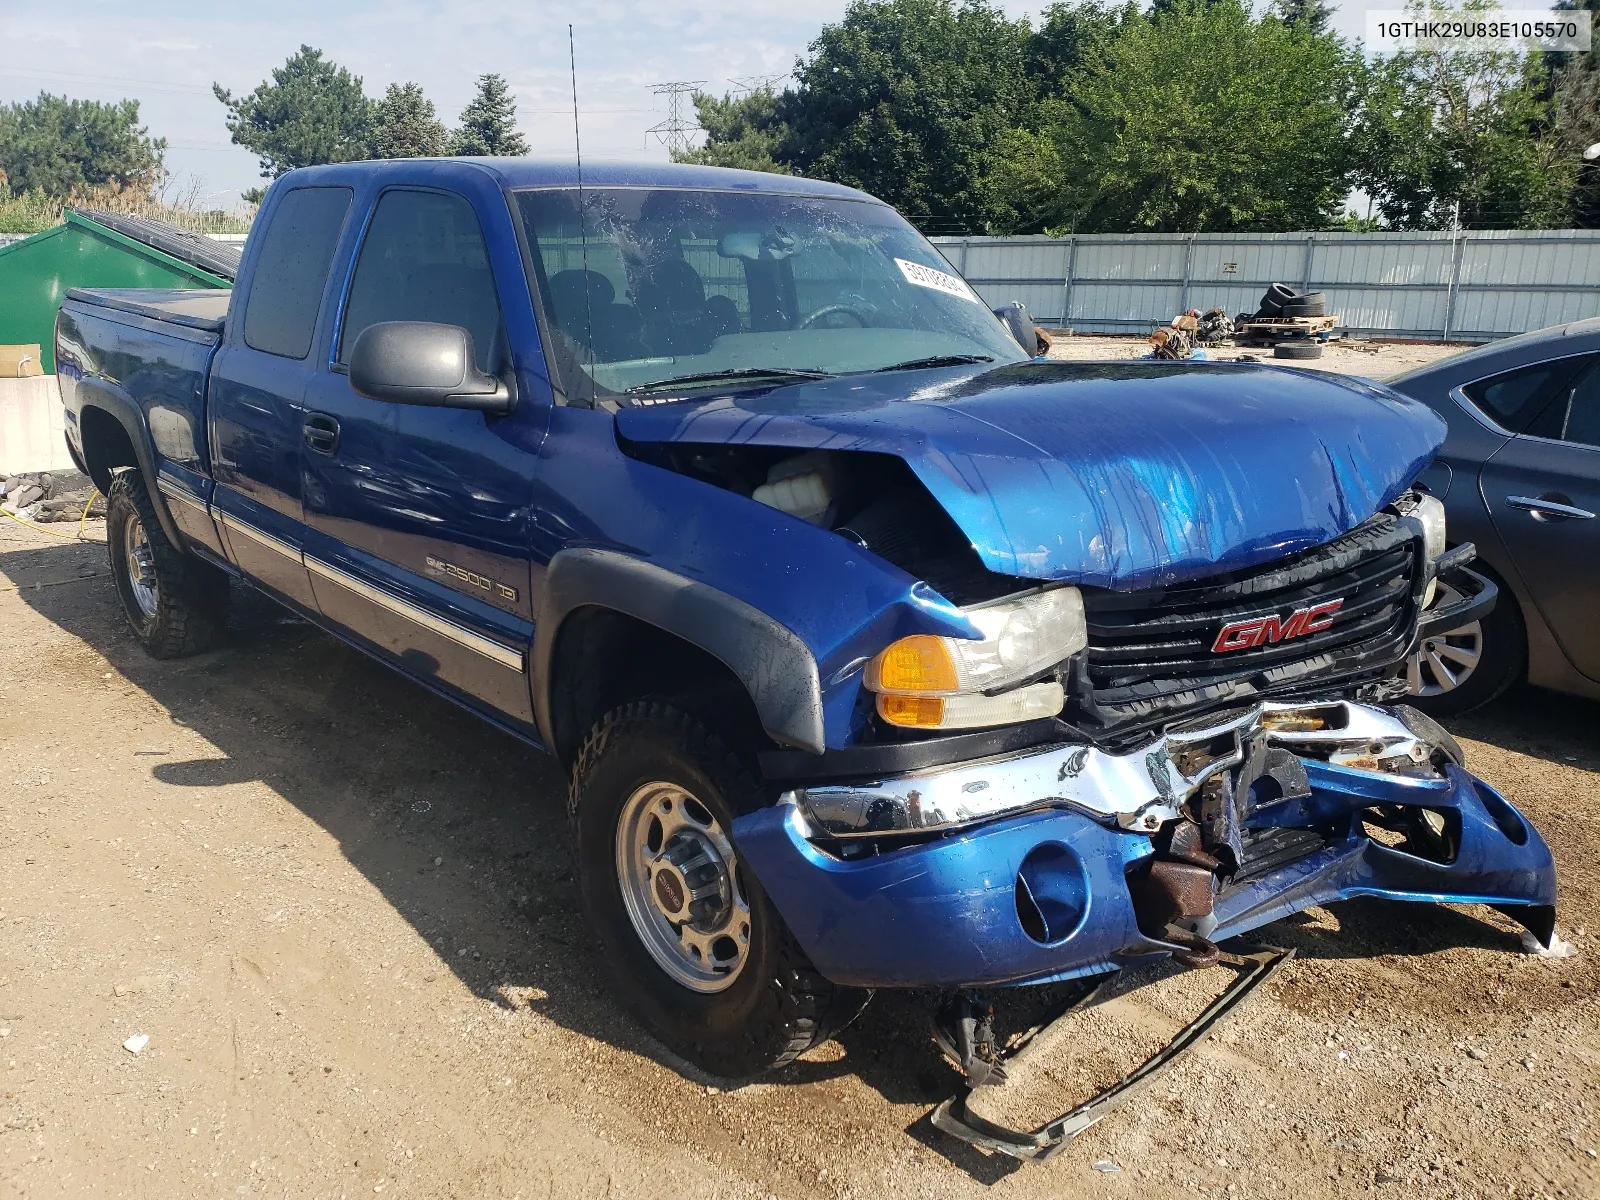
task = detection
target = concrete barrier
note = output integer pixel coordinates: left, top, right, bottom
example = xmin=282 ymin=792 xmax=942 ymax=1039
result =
xmin=0 ymin=376 xmax=75 ymax=475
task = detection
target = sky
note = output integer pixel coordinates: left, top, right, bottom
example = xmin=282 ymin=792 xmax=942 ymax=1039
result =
xmin=0 ymin=0 xmax=1381 ymax=209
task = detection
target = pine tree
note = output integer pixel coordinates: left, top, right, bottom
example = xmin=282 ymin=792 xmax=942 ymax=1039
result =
xmin=372 ymin=82 xmax=447 ymax=158
xmin=214 ymin=46 xmax=373 ymax=177
xmin=450 ymin=74 xmax=529 ymax=156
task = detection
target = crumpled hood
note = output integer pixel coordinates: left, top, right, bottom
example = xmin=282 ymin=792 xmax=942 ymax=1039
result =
xmin=615 ymin=360 xmax=1446 ymax=590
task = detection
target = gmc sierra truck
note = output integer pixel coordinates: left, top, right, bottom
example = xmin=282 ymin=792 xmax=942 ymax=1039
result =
xmin=56 ymin=160 xmax=1556 ymax=1099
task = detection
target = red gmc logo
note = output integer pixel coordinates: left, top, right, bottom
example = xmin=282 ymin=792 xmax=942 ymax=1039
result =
xmin=1211 ymin=598 xmax=1345 ymax=653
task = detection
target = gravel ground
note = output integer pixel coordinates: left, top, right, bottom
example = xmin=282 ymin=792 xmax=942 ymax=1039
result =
xmin=1045 ymin=334 xmax=1471 ymax=380
xmin=1 ymin=516 xmax=1595 ymax=1200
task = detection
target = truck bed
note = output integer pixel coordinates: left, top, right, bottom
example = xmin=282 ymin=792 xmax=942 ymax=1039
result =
xmin=64 ymin=288 xmax=231 ymax=333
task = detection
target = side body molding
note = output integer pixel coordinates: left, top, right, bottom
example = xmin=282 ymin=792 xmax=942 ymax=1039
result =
xmin=533 ymin=548 xmax=826 ymax=756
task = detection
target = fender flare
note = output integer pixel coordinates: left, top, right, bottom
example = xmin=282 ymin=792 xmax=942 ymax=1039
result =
xmin=532 ymin=548 xmax=826 ymax=756
xmin=75 ymin=381 xmax=185 ymax=549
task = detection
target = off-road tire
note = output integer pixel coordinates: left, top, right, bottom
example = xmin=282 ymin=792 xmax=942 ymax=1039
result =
xmin=105 ymin=471 xmax=229 ymax=658
xmin=1406 ymin=578 xmax=1526 ymax=717
xmin=1274 ymin=341 xmax=1324 ymax=360
xmin=568 ymin=700 xmax=869 ymax=1081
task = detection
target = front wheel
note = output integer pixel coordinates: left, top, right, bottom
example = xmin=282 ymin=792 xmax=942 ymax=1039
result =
xmin=1404 ymin=575 xmax=1525 ymax=715
xmin=568 ymin=700 xmax=867 ymax=1080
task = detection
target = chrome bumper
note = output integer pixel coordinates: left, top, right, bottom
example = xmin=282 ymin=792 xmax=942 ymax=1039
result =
xmin=786 ymin=699 xmax=1453 ymax=839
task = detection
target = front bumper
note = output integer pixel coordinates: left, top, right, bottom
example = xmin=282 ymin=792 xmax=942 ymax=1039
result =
xmin=731 ymin=702 xmax=1556 ymax=989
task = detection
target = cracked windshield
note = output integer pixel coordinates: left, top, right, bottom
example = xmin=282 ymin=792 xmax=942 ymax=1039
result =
xmin=515 ymin=187 xmax=1026 ymax=402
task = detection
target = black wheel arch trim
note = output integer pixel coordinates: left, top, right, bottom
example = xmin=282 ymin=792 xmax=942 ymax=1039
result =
xmin=73 ymin=381 xmax=185 ymax=550
xmin=532 ymin=548 xmax=827 ymax=757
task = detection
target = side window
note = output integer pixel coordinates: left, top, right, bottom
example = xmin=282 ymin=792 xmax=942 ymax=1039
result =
xmin=340 ymin=189 xmax=504 ymax=374
xmin=1460 ymin=359 xmax=1584 ymax=433
xmin=242 ymin=187 xmax=353 ymax=359
xmin=1546 ymin=359 xmax=1600 ymax=449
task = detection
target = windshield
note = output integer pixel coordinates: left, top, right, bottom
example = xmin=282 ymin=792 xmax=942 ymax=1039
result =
xmin=513 ymin=187 xmax=1028 ymax=404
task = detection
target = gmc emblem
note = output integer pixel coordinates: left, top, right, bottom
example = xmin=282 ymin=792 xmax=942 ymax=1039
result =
xmin=1212 ymin=598 xmax=1345 ymax=654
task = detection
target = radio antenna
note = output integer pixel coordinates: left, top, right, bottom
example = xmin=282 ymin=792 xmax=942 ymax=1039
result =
xmin=569 ymin=23 xmax=595 ymax=403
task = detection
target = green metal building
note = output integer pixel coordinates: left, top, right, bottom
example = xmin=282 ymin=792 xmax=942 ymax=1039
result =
xmin=0 ymin=210 xmax=237 ymax=373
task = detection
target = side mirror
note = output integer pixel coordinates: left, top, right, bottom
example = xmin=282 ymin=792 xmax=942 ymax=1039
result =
xmin=993 ymin=302 xmax=1036 ymax=354
xmin=348 ymin=321 xmax=516 ymax=413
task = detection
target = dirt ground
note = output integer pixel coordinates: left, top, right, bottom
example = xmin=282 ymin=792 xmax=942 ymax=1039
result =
xmin=1045 ymin=334 xmax=1470 ymax=380
xmin=1 ymin=513 xmax=1596 ymax=1200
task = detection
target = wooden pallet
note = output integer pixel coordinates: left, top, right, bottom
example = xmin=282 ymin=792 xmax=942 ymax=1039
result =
xmin=1238 ymin=314 xmax=1340 ymax=341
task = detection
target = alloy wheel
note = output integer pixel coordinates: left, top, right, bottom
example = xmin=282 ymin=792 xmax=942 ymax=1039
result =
xmin=1406 ymin=579 xmax=1483 ymax=697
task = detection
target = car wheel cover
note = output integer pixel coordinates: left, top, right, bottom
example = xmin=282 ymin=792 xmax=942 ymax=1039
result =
xmin=1406 ymin=579 xmax=1483 ymax=696
xmin=614 ymin=780 xmax=751 ymax=994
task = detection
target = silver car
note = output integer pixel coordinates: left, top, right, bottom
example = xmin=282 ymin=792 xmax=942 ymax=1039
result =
xmin=1389 ymin=318 xmax=1600 ymax=713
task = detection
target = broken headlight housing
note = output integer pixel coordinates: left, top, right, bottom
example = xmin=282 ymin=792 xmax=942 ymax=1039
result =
xmin=864 ymin=587 xmax=1086 ymax=730
xmin=1414 ymin=492 xmax=1446 ymax=607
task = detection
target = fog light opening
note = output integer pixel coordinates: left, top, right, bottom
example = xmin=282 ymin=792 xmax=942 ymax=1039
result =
xmin=1474 ymin=781 xmax=1529 ymax=846
xmin=1015 ymin=843 xmax=1089 ymax=945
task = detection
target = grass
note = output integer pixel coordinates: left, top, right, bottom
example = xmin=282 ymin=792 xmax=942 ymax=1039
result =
xmin=0 ymin=185 xmax=255 ymax=238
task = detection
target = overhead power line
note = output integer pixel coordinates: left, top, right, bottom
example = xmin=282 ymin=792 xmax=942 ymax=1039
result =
xmin=646 ymin=80 xmax=705 ymax=156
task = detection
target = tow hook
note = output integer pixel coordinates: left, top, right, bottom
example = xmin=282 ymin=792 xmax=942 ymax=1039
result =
xmin=932 ymin=991 xmax=1008 ymax=1088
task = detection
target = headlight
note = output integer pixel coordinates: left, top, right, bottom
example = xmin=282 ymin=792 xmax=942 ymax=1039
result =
xmin=1414 ymin=492 xmax=1446 ymax=608
xmin=865 ymin=588 xmax=1086 ymax=729
xmin=1415 ymin=492 xmax=1446 ymax=566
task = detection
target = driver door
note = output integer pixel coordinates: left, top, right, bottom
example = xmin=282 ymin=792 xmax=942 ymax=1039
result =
xmin=299 ymin=186 xmax=542 ymax=728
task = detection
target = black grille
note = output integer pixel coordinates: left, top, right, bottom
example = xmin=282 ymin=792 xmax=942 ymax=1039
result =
xmin=1077 ymin=515 xmax=1418 ymax=731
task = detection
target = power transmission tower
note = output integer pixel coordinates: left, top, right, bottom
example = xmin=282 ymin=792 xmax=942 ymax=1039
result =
xmin=647 ymin=81 xmax=705 ymax=155
xmin=728 ymin=74 xmax=788 ymax=94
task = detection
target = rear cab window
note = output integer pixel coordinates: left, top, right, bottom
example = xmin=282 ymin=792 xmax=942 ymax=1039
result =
xmin=241 ymin=187 xmax=355 ymax=359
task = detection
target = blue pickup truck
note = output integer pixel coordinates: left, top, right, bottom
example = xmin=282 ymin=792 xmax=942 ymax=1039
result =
xmin=55 ymin=159 xmax=1557 ymax=1093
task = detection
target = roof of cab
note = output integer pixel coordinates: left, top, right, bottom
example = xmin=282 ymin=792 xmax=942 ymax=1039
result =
xmin=278 ymin=158 xmax=880 ymax=202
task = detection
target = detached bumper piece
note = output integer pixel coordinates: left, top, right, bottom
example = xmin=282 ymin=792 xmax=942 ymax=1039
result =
xmin=930 ymin=946 xmax=1294 ymax=1162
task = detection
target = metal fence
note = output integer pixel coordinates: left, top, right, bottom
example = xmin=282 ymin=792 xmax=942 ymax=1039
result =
xmin=931 ymin=230 xmax=1600 ymax=341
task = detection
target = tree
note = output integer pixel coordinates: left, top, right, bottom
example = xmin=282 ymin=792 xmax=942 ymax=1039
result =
xmin=1271 ymin=0 xmax=1334 ymax=35
xmin=986 ymin=0 xmax=1357 ymax=233
xmin=1548 ymin=0 xmax=1600 ymax=224
xmin=214 ymin=46 xmax=373 ymax=179
xmin=673 ymin=89 xmax=791 ymax=173
xmin=780 ymin=0 xmax=1034 ymax=232
xmin=450 ymin=74 xmax=528 ymax=156
xmin=372 ymin=82 xmax=447 ymax=159
xmin=0 ymin=93 xmax=166 ymax=198
xmin=1354 ymin=46 xmax=1574 ymax=228
xmin=1023 ymin=1 xmax=1125 ymax=102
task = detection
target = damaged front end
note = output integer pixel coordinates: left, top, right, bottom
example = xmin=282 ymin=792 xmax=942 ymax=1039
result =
xmin=732 ymin=696 xmax=1558 ymax=990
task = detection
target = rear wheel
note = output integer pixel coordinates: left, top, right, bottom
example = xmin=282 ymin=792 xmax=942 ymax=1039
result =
xmin=105 ymin=471 xmax=229 ymax=658
xmin=568 ymin=700 xmax=868 ymax=1080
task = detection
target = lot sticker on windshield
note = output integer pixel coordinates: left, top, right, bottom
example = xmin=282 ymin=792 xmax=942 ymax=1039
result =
xmin=895 ymin=258 xmax=980 ymax=304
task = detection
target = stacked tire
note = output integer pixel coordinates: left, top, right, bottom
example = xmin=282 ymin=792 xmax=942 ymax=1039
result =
xmin=1256 ymin=283 xmax=1325 ymax=319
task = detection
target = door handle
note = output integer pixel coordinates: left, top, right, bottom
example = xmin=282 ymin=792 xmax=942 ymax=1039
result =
xmin=1506 ymin=494 xmax=1595 ymax=521
xmin=303 ymin=413 xmax=340 ymax=455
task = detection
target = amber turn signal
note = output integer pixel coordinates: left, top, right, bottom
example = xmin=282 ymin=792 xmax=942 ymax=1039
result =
xmin=877 ymin=694 xmax=947 ymax=728
xmin=866 ymin=635 xmax=960 ymax=695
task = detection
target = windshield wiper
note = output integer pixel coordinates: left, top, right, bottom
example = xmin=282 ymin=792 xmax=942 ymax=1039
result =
xmin=626 ymin=367 xmax=833 ymax=395
xmin=870 ymin=354 xmax=993 ymax=373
